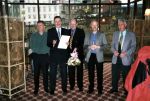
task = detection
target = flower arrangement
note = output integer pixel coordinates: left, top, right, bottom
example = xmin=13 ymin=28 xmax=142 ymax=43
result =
xmin=67 ymin=50 xmax=81 ymax=66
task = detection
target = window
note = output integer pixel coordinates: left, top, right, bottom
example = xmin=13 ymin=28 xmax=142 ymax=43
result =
xmin=24 ymin=0 xmax=37 ymax=3
xmin=43 ymin=14 xmax=46 ymax=18
xmin=33 ymin=14 xmax=36 ymax=19
xmin=72 ymin=6 xmax=74 ymax=10
xmin=43 ymin=6 xmax=46 ymax=12
xmin=28 ymin=7 xmax=30 ymax=12
xmin=33 ymin=7 xmax=36 ymax=12
xmin=49 ymin=6 xmax=51 ymax=11
xmin=54 ymin=6 xmax=57 ymax=12
xmin=28 ymin=15 xmax=31 ymax=19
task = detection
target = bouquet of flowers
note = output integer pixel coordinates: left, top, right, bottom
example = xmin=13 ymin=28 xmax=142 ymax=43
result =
xmin=67 ymin=50 xmax=81 ymax=66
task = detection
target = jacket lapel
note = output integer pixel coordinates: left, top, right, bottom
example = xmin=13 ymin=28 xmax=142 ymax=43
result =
xmin=122 ymin=30 xmax=129 ymax=51
xmin=116 ymin=32 xmax=120 ymax=50
xmin=96 ymin=32 xmax=100 ymax=44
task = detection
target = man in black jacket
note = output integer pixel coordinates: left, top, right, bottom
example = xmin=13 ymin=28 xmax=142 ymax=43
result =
xmin=68 ymin=18 xmax=85 ymax=91
xmin=47 ymin=16 xmax=69 ymax=95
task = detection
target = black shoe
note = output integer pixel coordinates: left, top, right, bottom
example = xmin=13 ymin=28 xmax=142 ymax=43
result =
xmin=44 ymin=89 xmax=49 ymax=93
xmin=34 ymin=91 xmax=38 ymax=95
xmin=124 ymin=91 xmax=128 ymax=96
xmin=63 ymin=89 xmax=67 ymax=92
xmin=70 ymin=87 xmax=74 ymax=90
xmin=98 ymin=91 xmax=102 ymax=96
xmin=63 ymin=90 xmax=67 ymax=95
xmin=50 ymin=90 xmax=54 ymax=95
xmin=87 ymin=89 xmax=94 ymax=94
xmin=109 ymin=89 xmax=118 ymax=93
xmin=79 ymin=88 xmax=83 ymax=92
xmin=98 ymin=93 xmax=102 ymax=96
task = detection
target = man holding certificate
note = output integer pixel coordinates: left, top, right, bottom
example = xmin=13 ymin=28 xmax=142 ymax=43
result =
xmin=47 ymin=16 xmax=69 ymax=95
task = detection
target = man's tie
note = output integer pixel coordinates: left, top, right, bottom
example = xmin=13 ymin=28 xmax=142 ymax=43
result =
xmin=71 ymin=29 xmax=74 ymax=36
xmin=70 ymin=30 xmax=74 ymax=49
xmin=118 ymin=32 xmax=123 ymax=54
xmin=57 ymin=28 xmax=61 ymax=39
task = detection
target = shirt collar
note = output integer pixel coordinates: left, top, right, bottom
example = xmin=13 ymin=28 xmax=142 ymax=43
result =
xmin=38 ymin=32 xmax=44 ymax=35
xmin=56 ymin=28 xmax=61 ymax=31
xmin=120 ymin=30 xmax=126 ymax=36
xmin=93 ymin=31 xmax=97 ymax=34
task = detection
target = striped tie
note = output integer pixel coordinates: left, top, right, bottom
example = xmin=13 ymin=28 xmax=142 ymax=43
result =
xmin=70 ymin=37 xmax=73 ymax=49
xmin=118 ymin=32 xmax=123 ymax=54
xmin=70 ymin=30 xmax=74 ymax=49
xmin=57 ymin=28 xmax=61 ymax=39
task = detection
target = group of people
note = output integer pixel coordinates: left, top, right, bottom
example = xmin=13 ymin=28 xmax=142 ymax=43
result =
xmin=29 ymin=16 xmax=136 ymax=97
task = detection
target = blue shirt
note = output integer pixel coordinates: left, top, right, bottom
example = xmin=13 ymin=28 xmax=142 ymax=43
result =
xmin=90 ymin=33 xmax=97 ymax=54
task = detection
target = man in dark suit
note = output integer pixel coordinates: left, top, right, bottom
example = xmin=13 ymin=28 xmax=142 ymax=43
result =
xmin=68 ymin=19 xmax=85 ymax=91
xmin=110 ymin=19 xmax=136 ymax=94
xmin=47 ymin=16 xmax=69 ymax=95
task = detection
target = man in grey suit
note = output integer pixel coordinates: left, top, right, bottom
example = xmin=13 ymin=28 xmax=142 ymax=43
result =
xmin=84 ymin=20 xmax=107 ymax=96
xmin=110 ymin=19 xmax=136 ymax=94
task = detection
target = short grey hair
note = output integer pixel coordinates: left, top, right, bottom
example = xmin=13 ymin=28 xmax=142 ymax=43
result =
xmin=70 ymin=18 xmax=78 ymax=23
xmin=118 ymin=19 xmax=127 ymax=25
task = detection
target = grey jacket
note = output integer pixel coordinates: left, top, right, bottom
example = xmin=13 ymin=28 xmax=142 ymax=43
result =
xmin=111 ymin=31 xmax=136 ymax=66
xmin=84 ymin=32 xmax=107 ymax=63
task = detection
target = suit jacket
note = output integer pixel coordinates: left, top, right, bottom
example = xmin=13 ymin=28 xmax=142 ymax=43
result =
xmin=111 ymin=30 xmax=136 ymax=66
xmin=68 ymin=28 xmax=85 ymax=61
xmin=84 ymin=32 xmax=107 ymax=63
xmin=47 ymin=27 xmax=69 ymax=63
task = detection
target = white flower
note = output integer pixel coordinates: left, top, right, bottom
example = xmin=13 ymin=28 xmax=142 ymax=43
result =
xmin=70 ymin=52 xmax=78 ymax=58
xmin=67 ymin=51 xmax=81 ymax=66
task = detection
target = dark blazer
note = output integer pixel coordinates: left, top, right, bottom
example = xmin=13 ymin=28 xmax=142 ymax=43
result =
xmin=47 ymin=27 xmax=69 ymax=63
xmin=68 ymin=27 xmax=85 ymax=61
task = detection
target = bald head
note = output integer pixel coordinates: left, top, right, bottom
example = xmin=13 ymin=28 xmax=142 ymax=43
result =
xmin=90 ymin=20 xmax=98 ymax=32
xmin=69 ymin=18 xmax=78 ymax=30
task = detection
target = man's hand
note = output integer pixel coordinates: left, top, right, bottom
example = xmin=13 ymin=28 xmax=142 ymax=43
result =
xmin=90 ymin=45 xmax=96 ymax=50
xmin=114 ymin=51 xmax=119 ymax=57
xmin=66 ymin=42 xmax=69 ymax=46
xmin=73 ymin=48 xmax=77 ymax=52
xmin=95 ymin=45 xmax=100 ymax=49
xmin=53 ymin=40 xmax=57 ymax=47
xmin=120 ymin=51 xmax=126 ymax=58
xmin=90 ymin=45 xmax=100 ymax=50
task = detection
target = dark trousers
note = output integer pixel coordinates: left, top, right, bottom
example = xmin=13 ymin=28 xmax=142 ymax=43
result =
xmin=68 ymin=62 xmax=83 ymax=90
xmin=50 ymin=62 xmax=67 ymax=92
xmin=88 ymin=53 xmax=103 ymax=92
xmin=32 ymin=53 xmax=49 ymax=92
xmin=111 ymin=57 xmax=131 ymax=91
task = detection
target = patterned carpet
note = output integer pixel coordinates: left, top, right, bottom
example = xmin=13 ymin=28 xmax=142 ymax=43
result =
xmin=0 ymin=63 xmax=126 ymax=101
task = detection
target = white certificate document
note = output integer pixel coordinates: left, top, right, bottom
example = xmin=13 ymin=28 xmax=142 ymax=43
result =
xmin=58 ymin=35 xmax=70 ymax=49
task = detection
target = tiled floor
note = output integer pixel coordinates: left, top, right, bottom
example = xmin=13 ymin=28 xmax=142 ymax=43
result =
xmin=0 ymin=63 xmax=126 ymax=101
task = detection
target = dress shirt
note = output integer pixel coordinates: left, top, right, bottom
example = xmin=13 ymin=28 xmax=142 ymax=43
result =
xmin=119 ymin=30 xmax=126 ymax=49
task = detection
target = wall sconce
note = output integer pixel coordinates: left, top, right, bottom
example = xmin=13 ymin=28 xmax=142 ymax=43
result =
xmin=145 ymin=8 xmax=150 ymax=16
xmin=2 ymin=1 xmax=5 ymax=5
xmin=102 ymin=18 xmax=106 ymax=22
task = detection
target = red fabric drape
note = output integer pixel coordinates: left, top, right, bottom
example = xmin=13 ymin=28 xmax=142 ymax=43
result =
xmin=125 ymin=46 xmax=150 ymax=101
